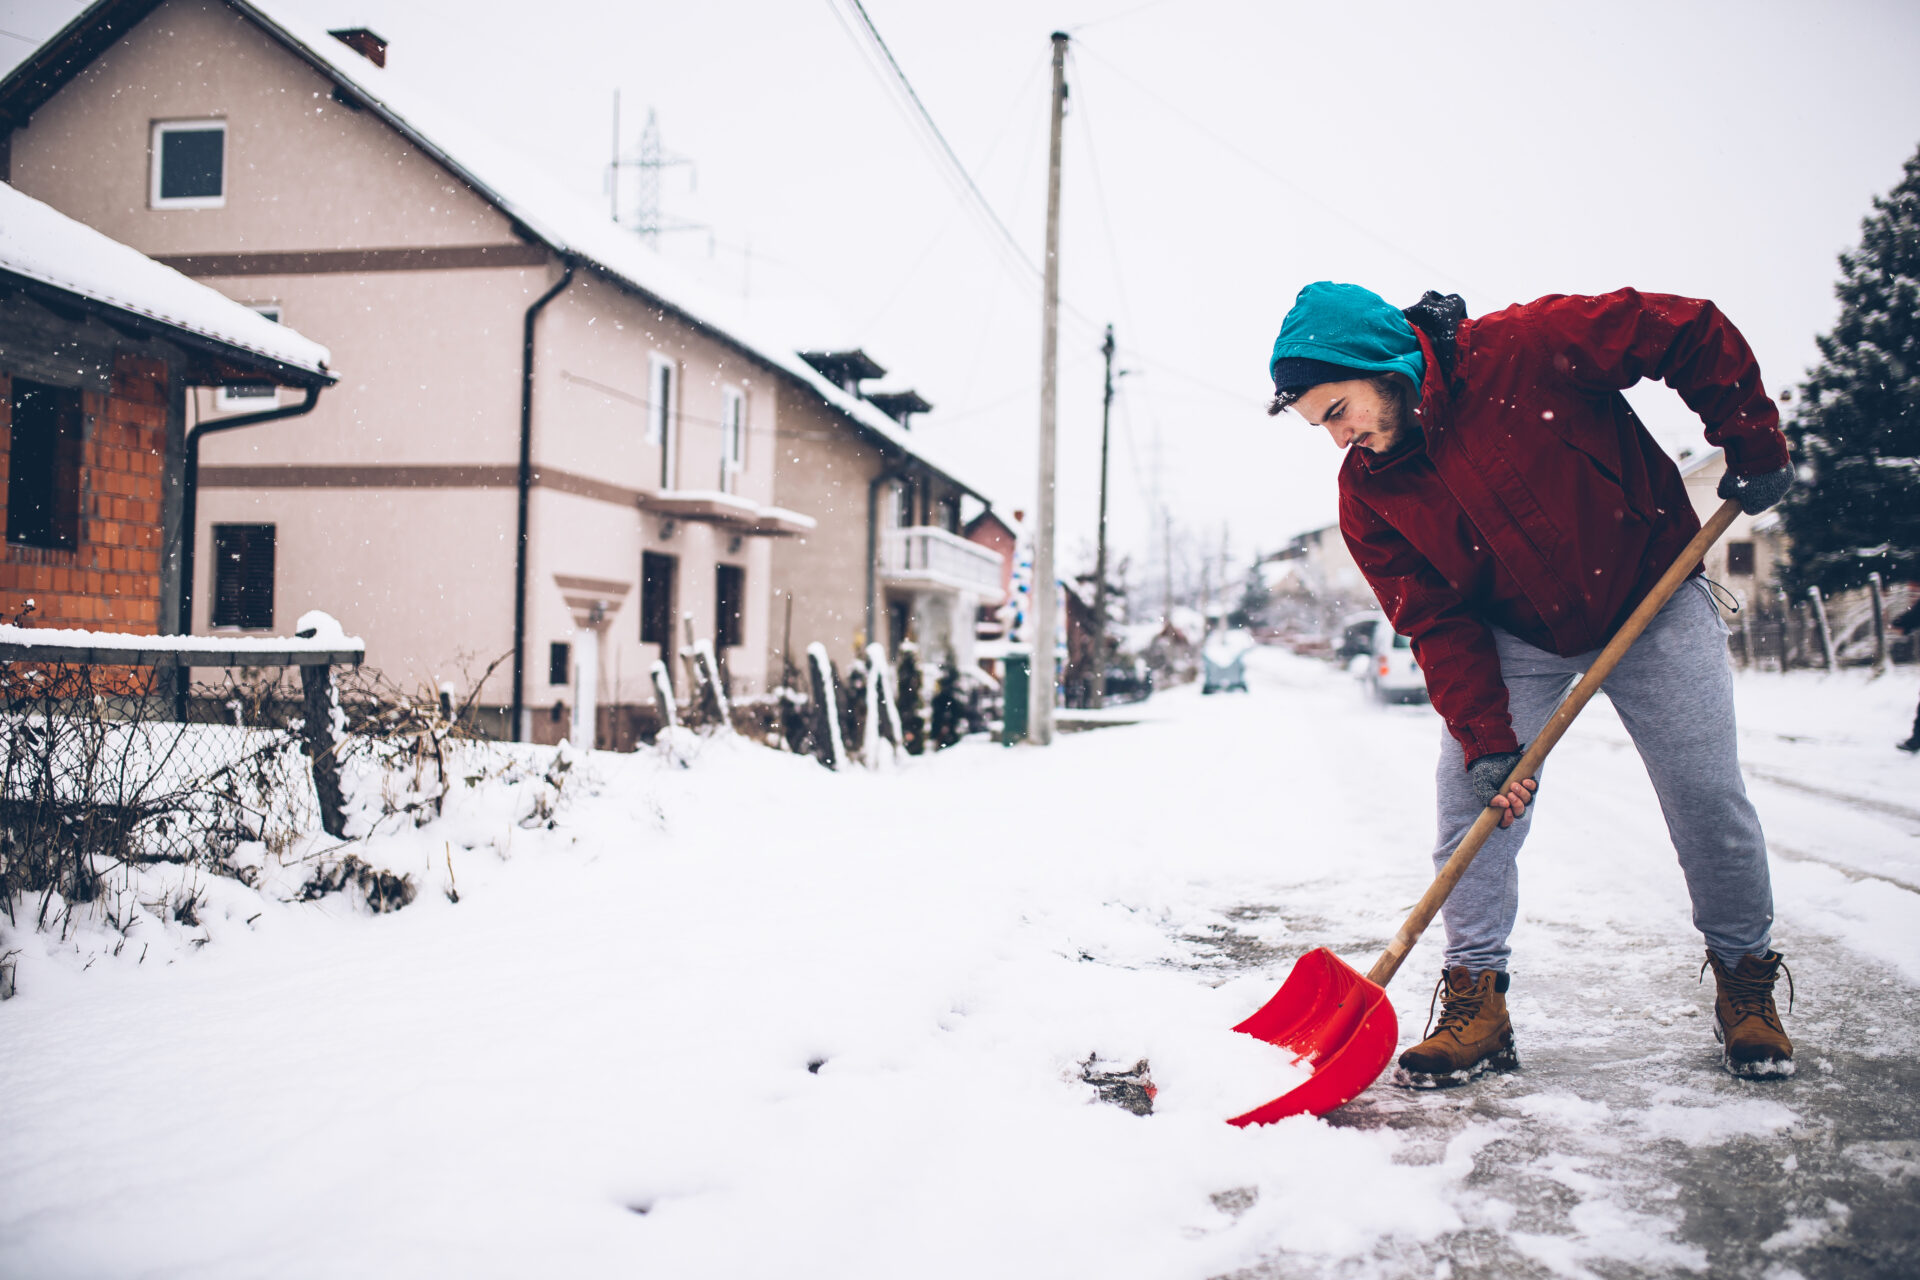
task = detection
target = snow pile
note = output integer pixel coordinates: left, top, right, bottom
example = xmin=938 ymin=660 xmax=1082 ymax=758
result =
xmin=2 ymin=650 xmax=1916 ymax=1277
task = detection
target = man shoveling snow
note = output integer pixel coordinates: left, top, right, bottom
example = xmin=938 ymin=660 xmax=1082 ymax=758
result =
xmin=1267 ymin=283 xmax=1797 ymax=1084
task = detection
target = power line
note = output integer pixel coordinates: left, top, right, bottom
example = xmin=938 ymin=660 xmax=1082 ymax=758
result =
xmin=824 ymin=2 xmax=1109 ymax=344
xmin=1072 ymin=37 xmax=1482 ymax=299
xmin=1067 ymin=0 xmax=1185 ymax=33
xmin=1066 ymin=48 xmax=1139 ymax=341
xmin=854 ymin=50 xmax=1053 ymax=335
xmin=825 ymin=0 xmax=1041 ymax=288
xmin=820 ymin=9 xmax=1255 ymax=458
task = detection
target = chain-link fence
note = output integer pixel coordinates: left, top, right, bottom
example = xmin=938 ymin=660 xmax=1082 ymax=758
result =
xmin=0 ymin=659 xmax=359 ymax=918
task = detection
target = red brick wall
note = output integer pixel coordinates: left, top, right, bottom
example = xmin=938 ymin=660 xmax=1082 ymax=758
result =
xmin=0 ymin=355 xmax=169 ymax=632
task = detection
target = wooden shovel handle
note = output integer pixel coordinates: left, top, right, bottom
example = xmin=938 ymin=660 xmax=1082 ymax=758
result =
xmin=1364 ymin=498 xmax=1743 ymax=988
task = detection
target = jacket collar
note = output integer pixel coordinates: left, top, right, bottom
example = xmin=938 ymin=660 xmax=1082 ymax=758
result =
xmin=1351 ymin=325 xmax=1450 ymax=476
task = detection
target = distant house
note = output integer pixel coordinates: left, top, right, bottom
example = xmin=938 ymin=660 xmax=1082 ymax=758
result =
xmin=1144 ymin=609 xmax=1203 ymax=686
xmin=1283 ymin=522 xmax=1368 ymax=604
xmin=0 ymin=181 xmax=333 ymax=634
xmin=1 ymin=0 xmax=999 ymax=743
xmin=963 ymin=507 xmax=1020 ymax=644
xmin=1675 ymin=447 xmax=1791 ymax=605
xmin=782 ymin=349 xmax=1000 ymax=676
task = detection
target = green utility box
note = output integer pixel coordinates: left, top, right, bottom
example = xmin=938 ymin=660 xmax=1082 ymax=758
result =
xmin=1001 ymin=652 xmax=1030 ymax=745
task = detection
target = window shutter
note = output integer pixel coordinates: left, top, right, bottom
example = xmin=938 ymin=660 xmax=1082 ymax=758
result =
xmin=213 ymin=524 xmax=275 ymax=629
xmin=715 ymin=564 xmax=744 ymax=649
xmin=5 ymin=380 xmax=83 ymax=550
xmin=641 ymin=552 xmax=676 ymax=646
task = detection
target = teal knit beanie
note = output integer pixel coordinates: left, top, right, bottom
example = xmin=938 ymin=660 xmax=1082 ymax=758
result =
xmin=1269 ymin=282 xmax=1425 ymax=394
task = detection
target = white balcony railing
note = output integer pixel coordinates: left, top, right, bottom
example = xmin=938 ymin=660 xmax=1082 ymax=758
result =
xmin=880 ymin=525 xmax=1004 ymax=599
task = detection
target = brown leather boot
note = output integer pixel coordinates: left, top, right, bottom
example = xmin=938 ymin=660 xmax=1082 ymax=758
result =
xmin=1394 ymin=967 xmax=1518 ymax=1088
xmin=1704 ymin=950 xmax=1795 ymax=1078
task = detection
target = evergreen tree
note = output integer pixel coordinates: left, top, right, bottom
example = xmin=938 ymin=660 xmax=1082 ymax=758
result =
xmin=1781 ymin=144 xmax=1920 ymax=593
xmin=1228 ymin=559 xmax=1272 ymax=630
xmin=896 ymin=641 xmax=926 ymax=755
xmin=929 ymin=651 xmax=964 ymax=749
xmin=839 ymin=656 xmax=867 ymax=759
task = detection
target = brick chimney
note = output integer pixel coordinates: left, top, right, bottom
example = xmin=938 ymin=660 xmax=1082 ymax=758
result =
xmin=329 ymin=28 xmax=388 ymax=67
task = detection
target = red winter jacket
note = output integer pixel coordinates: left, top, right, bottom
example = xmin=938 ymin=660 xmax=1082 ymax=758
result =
xmin=1338 ymin=289 xmax=1789 ymax=766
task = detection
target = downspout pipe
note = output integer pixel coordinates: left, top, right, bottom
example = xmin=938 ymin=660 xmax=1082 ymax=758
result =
xmin=176 ymin=383 xmax=325 ymax=714
xmin=511 ymin=257 xmax=577 ymax=742
xmin=865 ymin=459 xmax=913 ymax=647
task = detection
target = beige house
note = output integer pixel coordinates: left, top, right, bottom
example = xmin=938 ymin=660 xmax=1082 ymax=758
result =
xmin=1 ymin=0 xmax=1000 ymax=742
xmin=1676 ymin=446 xmax=1790 ymax=608
xmin=1277 ymin=521 xmax=1369 ymax=606
xmin=777 ymin=349 xmax=1001 ymax=675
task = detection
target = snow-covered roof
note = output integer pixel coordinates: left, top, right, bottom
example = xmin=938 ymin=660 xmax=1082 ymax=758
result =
xmin=150 ymin=0 xmax=989 ymax=500
xmin=0 ymin=180 xmax=334 ymax=382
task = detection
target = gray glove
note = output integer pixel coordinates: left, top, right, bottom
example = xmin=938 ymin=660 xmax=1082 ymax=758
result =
xmin=1468 ymin=747 xmax=1535 ymax=807
xmin=1716 ymin=464 xmax=1793 ymax=515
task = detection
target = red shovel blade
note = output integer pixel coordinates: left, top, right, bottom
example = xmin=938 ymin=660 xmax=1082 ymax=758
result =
xmin=1226 ymin=947 xmax=1399 ymax=1126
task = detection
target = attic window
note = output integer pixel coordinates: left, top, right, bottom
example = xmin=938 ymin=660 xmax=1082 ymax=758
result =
xmin=151 ymin=120 xmax=226 ymax=209
xmin=329 ymin=28 xmax=388 ymax=67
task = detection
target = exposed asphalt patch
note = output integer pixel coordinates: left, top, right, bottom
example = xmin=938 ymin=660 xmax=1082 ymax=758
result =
xmin=1205 ymin=921 xmax=1920 ymax=1279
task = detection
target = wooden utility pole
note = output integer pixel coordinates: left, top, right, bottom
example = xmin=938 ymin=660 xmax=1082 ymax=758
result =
xmin=1163 ymin=508 xmax=1174 ymax=621
xmin=1030 ymin=31 xmax=1068 ymax=746
xmin=1090 ymin=324 xmax=1116 ymax=709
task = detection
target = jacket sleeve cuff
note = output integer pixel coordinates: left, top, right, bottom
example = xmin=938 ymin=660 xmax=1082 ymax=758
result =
xmin=1719 ymin=424 xmax=1791 ymax=477
xmin=1457 ymin=720 xmax=1521 ymax=768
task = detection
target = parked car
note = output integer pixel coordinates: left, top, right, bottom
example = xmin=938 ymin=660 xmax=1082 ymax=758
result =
xmin=1344 ymin=614 xmax=1428 ymax=703
xmin=1336 ymin=612 xmax=1384 ymax=663
xmin=1202 ymin=628 xmax=1255 ymax=694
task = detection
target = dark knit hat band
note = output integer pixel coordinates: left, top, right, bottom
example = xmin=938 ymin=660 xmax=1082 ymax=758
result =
xmin=1271 ymin=356 xmax=1374 ymax=397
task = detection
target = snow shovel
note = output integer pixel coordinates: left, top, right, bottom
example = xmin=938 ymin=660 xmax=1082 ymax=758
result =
xmin=1227 ymin=499 xmax=1744 ymax=1126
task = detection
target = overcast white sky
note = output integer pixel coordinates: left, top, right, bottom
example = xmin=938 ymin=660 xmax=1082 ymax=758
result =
xmin=6 ymin=0 xmax=1920 ymax=590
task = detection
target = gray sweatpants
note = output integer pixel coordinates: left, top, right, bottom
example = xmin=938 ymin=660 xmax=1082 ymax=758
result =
xmin=1433 ymin=580 xmax=1774 ymax=971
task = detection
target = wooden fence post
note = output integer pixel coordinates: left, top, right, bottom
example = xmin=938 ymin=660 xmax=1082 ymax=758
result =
xmin=689 ymin=641 xmax=730 ymax=729
xmin=650 ymin=660 xmax=679 ymax=733
xmin=866 ymin=642 xmax=903 ymax=754
xmin=806 ymin=643 xmax=844 ymax=771
xmin=300 ymin=661 xmax=348 ymax=838
xmin=1809 ymin=585 xmax=1837 ymax=671
xmin=1869 ymin=572 xmax=1888 ymax=675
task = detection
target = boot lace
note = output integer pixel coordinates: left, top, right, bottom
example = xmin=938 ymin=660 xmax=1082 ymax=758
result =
xmin=1422 ymin=976 xmax=1486 ymax=1040
xmin=1700 ymin=954 xmax=1794 ymax=1027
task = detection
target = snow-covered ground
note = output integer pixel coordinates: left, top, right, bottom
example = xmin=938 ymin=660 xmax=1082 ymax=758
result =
xmin=2 ymin=650 xmax=1916 ymax=1279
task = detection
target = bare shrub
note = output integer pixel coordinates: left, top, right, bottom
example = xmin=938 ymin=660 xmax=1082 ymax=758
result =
xmin=0 ymin=660 xmax=317 ymax=927
xmin=296 ymin=855 xmax=416 ymax=913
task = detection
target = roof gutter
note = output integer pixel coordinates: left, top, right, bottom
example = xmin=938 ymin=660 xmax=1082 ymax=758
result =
xmin=175 ymin=384 xmax=325 ymax=712
xmin=511 ymin=257 xmax=577 ymax=742
xmin=865 ymin=458 xmax=915 ymax=645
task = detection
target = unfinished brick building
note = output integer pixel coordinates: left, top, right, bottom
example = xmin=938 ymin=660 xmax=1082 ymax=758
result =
xmin=0 ymin=182 xmax=333 ymax=636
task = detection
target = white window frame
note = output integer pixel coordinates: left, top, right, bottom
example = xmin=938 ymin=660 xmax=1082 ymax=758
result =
xmin=216 ymin=305 xmax=282 ymax=411
xmin=150 ymin=119 xmax=228 ymax=210
xmin=647 ymin=354 xmax=677 ymax=490
xmin=720 ymin=385 xmax=746 ymax=493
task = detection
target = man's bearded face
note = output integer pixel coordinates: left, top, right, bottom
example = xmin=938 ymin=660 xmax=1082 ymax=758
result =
xmin=1294 ymin=378 xmax=1413 ymax=454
